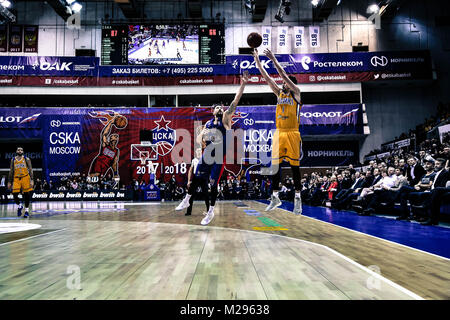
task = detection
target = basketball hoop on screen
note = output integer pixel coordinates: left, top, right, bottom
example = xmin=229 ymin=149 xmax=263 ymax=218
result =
xmin=139 ymin=151 xmax=158 ymax=175
xmin=139 ymin=151 xmax=150 ymax=166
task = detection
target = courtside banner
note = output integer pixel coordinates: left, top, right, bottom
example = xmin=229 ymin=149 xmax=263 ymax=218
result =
xmin=42 ymin=114 xmax=84 ymax=182
xmin=1 ymin=106 xmax=363 ymax=184
xmin=301 ymin=141 xmax=359 ymax=166
xmin=27 ymin=190 xmax=132 ymax=201
xmin=226 ymin=50 xmax=432 ymax=75
xmin=0 ymin=56 xmax=99 ymax=76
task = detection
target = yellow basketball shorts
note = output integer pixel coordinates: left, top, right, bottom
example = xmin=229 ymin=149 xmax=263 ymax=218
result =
xmin=272 ymin=130 xmax=302 ymax=166
xmin=12 ymin=175 xmax=33 ymax=193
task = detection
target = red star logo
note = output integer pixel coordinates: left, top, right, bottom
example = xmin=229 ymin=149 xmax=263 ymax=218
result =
xmin=154 ymin=115 xmax=171 ymax=130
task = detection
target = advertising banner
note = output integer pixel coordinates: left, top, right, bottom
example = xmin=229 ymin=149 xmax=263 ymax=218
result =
xmin=301 ymin=141 xmax=359 ymax=167
xmin=309 ymin=26 xmax=320 ymax=48
xmin=1 ymin=105 xmax=364 ymax=184
xmin=226 ymin=50 xmax=432 ymax=75
xmin=293 ymin=26 xmax=305 ymax=49
xmin=261 ymin=26 xmax=272 ymax=51
xmin=277 ymin=26 xmax=289 ymax=54
xmin=0 ymin=56 xmax=99 ymax=76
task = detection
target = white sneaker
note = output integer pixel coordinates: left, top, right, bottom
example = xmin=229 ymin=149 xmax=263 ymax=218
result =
xmin=265 ymin=194 xmax=282 ymax=211
xmin=201 ymin=208 xmax=215 ymax=225
xmin=175 ymin=196 xmax=190 ymax=211
xmin=294 ymin=195 xmax=302 ymax=215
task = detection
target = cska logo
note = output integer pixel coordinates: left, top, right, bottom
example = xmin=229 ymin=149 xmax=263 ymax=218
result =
xmin=152 ymin=115 xmax=176 ymax=156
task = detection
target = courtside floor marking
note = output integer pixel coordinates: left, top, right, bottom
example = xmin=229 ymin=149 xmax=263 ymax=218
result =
xmin=0 ymin=228 xmax=67 ymax=247
xmin=257 ymin=200 xmax=450 ymax=262
xmin=122 ymin=218 xmax=423 ymax=300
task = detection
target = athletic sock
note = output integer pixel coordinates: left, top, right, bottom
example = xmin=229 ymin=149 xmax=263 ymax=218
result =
xmin=185 ymin=194 xmax=192 ymax=201
xmin=208 ymin=206 xmax=214 ymax=213
xmin=25 ymin=208 xmax=29 ymax=212
xmin=18 ymin=204 xmax=23 ymax=209
xmin=273 ymin=191 xmax=279 ymax=198
xmin=295 ymin=192 xmax=301 ymax=198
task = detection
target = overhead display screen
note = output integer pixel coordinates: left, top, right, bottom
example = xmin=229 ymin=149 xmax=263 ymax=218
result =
xmin=101 ymin=24 xmax=225 ymax=65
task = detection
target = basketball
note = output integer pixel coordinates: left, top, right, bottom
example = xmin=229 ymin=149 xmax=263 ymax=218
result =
xmin=247 ymin=32 xmax=262 ymax=48
xmin=114 ymin=115 xmax=127 ymax=129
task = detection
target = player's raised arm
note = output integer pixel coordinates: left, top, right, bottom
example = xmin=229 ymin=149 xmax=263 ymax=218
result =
xmin=263 ymin=49 xmax=300 ymax=97
xmin=252 ymin=49 xmax=280 ymax=96
xmin=101 ymin=117 xmax=116 ymax=147
xmin=196 ymin=124 xmax=207 ymax=147
xmin=225 ymin=71 xmax=249 ymax=118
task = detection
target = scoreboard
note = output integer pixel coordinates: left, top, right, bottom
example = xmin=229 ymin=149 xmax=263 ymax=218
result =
xmin=199 ymin=24 xmax=225 ymax=64
xmin=101 ymin=25 xmax=128 ymax=65
xmin=101 ymin=23 xmax=225 ymax=65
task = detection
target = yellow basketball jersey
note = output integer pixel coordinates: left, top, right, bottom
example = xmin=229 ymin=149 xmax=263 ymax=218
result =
xmin=276 ymin=91 xmax=301 ymax=130
xmin=14 ymin=157 xmax=28 ymax=178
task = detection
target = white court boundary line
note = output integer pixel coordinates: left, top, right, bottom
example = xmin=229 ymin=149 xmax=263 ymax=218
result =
xmin=122 ymin=200 xmax=450 ymax=261
xmin=256 ymin=200 xmax=450 ymax=262
xmin=116 ymin=218 xmax=423 ymax=300
xmin=0 ymin=228 xmax=67 ymax=247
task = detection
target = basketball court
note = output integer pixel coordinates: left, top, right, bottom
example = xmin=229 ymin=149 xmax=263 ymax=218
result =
xmin=0 ymin=0 xmax=450 ymax=310
xmin=1 ymin=200 xmax=448 ymax=300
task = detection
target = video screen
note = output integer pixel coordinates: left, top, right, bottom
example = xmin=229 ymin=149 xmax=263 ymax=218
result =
xmin=128 ymin=24 xmax=199 ymax=65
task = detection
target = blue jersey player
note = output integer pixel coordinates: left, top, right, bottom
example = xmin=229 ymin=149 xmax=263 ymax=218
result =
xmin=176 ymin=71 xmax=249 ymax=225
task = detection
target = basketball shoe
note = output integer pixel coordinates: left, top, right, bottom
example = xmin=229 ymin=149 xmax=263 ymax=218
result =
xmin=17 ymin=204 xmax=23 ymax=217
xmin=175 ymin=195 xmax=191 ymax=211
xmin=201 ymin=207 xmax=215 ymax=225
xmin=265 ymin=194 xmax=281 ymax=211
xmin=294 ymin=194 xmax=302 ymax=215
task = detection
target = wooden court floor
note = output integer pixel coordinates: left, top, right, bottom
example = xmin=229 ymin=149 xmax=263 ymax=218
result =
xmin=0 ymin=200 xmax=449 ymax=300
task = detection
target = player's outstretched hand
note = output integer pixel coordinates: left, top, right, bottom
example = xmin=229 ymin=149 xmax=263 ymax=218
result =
xmin=241 ymin=71 xmax=249 ymax=84
xmin=252 ymin=48 xmax=259 ymax=59
xmin=263 ymin=48 xmax=276 ymax=61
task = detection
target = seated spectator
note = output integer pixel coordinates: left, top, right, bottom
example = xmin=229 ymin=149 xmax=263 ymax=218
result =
xmin=396 ymin=159 xmax=436 ymax=220
xmin=332 ymin=171 xmax=367 ymax=210
xmin=309 ymin=176 xmax=330 ymax=206
xmin=327 ymin=176 xmax=339 ymax=201
xmin=407 ymin=158 xmax=450 ymax=225
xmin=356 ymin=168 xmax=383 ymax=201
xmin=406 ymin=156 xmax=426 ymax=186
xmin=360 ymin=167 xmax=399 ymax=215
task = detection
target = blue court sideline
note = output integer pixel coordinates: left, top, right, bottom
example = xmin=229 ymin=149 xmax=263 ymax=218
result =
xmin=258 ymin=200 xmax=450 ymax=260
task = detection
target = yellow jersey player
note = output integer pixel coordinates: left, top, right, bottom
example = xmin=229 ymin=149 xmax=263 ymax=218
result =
xmin=8 ymin=147 xmax=34 ymax=218
xmin=253 ymin=48 xmax=303 ymax=215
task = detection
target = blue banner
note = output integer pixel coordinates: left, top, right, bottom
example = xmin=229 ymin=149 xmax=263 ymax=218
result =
xmin=0 ymin=56 xmax=99 ymax=76
xmin=0 ymin=106 xmax=363 ymax=183
xmin=300 ymin=140 xmax=359 ymax=167
xmin=0 ymin=51 xmax=432 ymax=85
xmin=227 ymin=50 xmax=432 ymax=75
xmin=42 ymin=114 xmax=84 ymax=181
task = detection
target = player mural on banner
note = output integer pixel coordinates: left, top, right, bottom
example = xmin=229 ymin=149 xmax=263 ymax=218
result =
xmin=88 ymin=111 xmax=128 ymax=185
